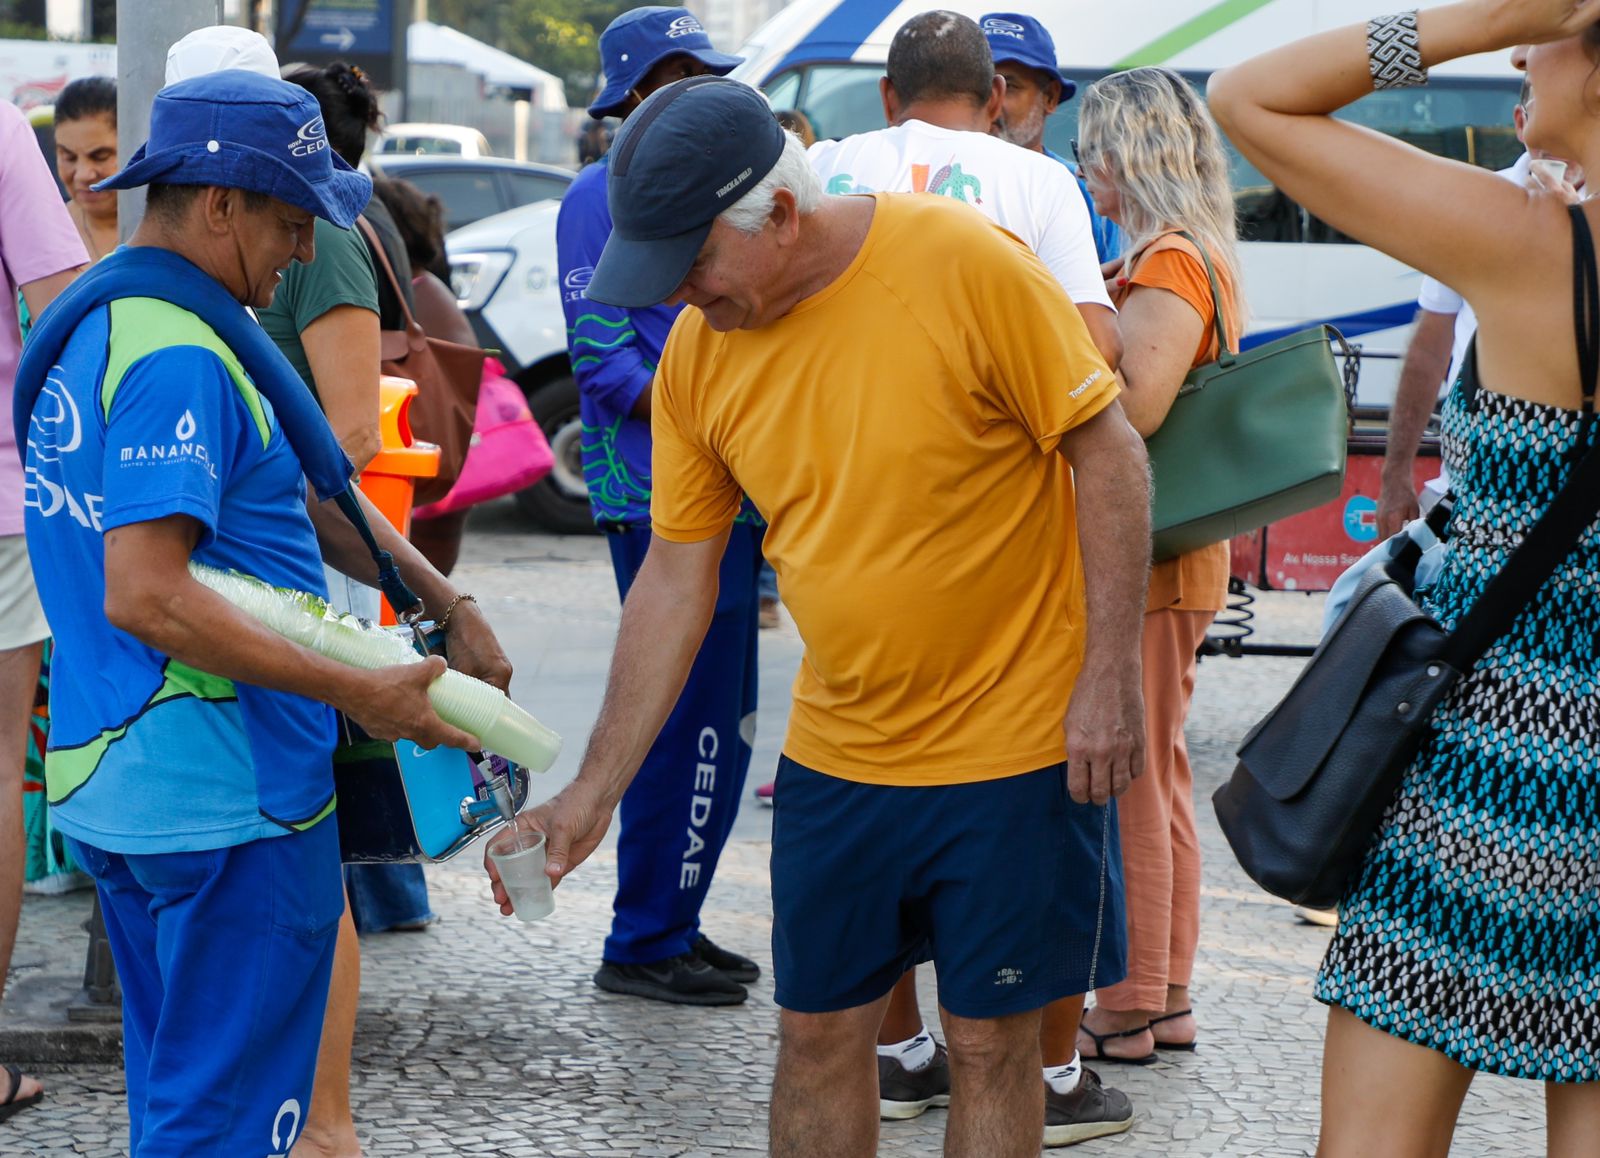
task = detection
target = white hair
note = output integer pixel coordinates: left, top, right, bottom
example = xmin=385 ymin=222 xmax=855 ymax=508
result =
xmin=718 ymin=131 xmax=822 ymax=234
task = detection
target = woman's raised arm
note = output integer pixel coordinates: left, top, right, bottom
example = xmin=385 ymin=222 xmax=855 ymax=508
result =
xmin=1208 ymin=0 xmax=1600 ymax=297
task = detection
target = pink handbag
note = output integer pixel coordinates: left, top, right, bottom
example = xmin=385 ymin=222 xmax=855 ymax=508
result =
xmin=413 ymin=359 xmax=554 ymax=519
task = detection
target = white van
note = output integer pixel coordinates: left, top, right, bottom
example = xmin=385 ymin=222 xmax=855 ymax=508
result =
xmin=452 ymin=0 xmax=1519 ymax=532
xmin=735 ymin=0 xmax=1521 ymax=405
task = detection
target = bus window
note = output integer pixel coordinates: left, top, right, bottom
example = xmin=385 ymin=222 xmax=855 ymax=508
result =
xmin=764 ymin=70 xmax=802 ymax=115
xmin=1056 ymin=74 xmax=1517 ymax=245
xmin=767 ymin=64 xmax=1517 ymax=246
xmin=1228 ymin=79 xmax=1519 ymax=243
xmin=790 ymin=65 xmax=888 ymax=142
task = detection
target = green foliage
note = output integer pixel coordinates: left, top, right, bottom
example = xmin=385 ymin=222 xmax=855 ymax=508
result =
xmin=428 ymin=0 xmax=634 ymax=100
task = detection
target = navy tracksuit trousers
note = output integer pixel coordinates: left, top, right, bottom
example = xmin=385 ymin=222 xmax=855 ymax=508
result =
xmin=602 ymin=521 xmax=763 ymax=964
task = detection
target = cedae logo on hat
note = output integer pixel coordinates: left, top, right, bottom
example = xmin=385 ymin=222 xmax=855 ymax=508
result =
xmin=666 ymin=14 xmax=704 ymax=37
xmin=982 ymin=17 xmax=1027 ymax=38
xmin=289 ymin=115 xmax=329 ymax=158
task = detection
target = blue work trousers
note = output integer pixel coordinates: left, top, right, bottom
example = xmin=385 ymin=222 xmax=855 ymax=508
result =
xmin=66 ymin=820 xmax=342 ymax=1156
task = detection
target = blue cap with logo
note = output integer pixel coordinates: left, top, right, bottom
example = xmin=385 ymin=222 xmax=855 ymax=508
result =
xmin=588 ymin=6 xmax=744 ymax=120
xmin=587 ymin=76 xmax=783 ymax=309
xmin=980 ymin=13 xmax=1076 ymax=99
xmin=94 ymin=69 xmax=372 ymax=229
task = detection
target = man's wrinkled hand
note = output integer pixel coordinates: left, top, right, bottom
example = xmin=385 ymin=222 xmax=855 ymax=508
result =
xmin=1063 ymin=669 xmax=1145 ymax=806
xmin=341 ymin=656 xmax=479 ymax=751
xmin=442 ymin=599 xmax=513 ymax=693
xmin=485 ymin=780 xmax=615 ymax=915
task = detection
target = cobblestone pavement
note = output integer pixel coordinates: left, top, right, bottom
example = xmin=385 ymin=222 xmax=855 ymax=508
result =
xmin=8 ymin=504 xmax=1549 ymax=1156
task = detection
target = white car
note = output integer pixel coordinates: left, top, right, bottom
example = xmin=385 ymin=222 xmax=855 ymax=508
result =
xmin=375 ymin=122 xmax=493 ymax=158
xmin=447 ymin=201 xmax=593 ymax=533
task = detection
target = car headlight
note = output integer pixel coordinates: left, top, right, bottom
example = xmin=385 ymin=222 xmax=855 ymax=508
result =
xmin=449 ymin=250 xmax=514 ymax=311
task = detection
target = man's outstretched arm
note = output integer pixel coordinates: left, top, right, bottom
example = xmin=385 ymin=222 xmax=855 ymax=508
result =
xmin=487 ymin=528 xmax=730 ymax=906
xmin=1378 ymin=308 xmax=1455 ymax=538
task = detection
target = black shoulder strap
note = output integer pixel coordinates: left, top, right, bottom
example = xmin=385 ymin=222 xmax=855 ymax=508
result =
xmin=332 ymin=490 xmax=425 ymax=624
xmin=1439 ymin=204 xmax=1600 ymax=670
xmin=1572 ymin=202 xmax=1600 ymax=415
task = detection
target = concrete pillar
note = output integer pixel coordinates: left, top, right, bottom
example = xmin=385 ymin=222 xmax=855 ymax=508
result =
xmin=115 ymin=0 xmax=223 ymax=242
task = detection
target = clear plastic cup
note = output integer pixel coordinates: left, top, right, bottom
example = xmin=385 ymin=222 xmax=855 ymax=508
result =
xmin=488 ymin=826 xmax=554 ymax=922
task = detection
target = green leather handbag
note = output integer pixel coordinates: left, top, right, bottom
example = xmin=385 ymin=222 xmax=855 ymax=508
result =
xmin=1146 ymin=235 xmax=1350 ymax=562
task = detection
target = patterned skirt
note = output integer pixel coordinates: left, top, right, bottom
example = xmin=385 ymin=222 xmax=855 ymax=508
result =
xmin=1314 ymin=382 xmax=1600 ymax=1082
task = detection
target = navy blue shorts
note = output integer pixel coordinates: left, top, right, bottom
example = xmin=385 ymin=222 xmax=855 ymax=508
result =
xmin=770 ymin=756 xmax=1126 ymax=1019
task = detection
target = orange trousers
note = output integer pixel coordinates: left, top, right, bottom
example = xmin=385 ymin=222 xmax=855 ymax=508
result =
xmin=1094 ymin=607 xmax=1214 ymax=1013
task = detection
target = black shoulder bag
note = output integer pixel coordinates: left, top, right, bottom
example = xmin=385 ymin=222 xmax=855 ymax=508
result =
xmin=1213 ymin=203 xmax=1600 ymax=909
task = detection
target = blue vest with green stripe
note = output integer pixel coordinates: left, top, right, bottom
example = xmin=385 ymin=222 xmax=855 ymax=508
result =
xmin=22 ymin=296 xmax=337 ymax=854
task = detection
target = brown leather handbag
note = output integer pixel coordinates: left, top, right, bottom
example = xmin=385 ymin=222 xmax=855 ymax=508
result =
xmin=357 ymin=217 xmax=484 ymax=506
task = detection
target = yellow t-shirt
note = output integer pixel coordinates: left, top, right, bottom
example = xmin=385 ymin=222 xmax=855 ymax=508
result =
xmin=650 ymin=193 xmax=1118 ymax=786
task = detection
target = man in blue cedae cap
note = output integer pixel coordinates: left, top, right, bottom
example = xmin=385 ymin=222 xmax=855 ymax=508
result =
xmin=983 ymin=11 xmax=1124 ymax=262
xmin=22 ymin=68 xmax=509 ymax=1154
xmin=556 ymin=9 xmax=764 ymax=1008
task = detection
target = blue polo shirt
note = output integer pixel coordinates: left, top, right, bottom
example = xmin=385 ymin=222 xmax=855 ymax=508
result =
xmin=23 ymin=296 xmax=336 ymax=854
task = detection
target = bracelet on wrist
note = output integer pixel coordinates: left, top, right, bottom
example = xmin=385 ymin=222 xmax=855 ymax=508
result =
xmin=1367 ymin=10 xmax=1428 ymax=91
xmin=436 ymin=592 xmax=478 ymax=633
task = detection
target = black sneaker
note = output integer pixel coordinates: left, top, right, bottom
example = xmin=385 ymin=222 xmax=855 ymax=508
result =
xmin=692 ymin=934 xmax=761 ymax=984
xmin=593 ymin=954 xmax=748 ymax=1006
xmin=1043 ymin=1066 xmax=1134 ymax=1147
xmin=878 ymin=1042 xmax=951 ymax=1121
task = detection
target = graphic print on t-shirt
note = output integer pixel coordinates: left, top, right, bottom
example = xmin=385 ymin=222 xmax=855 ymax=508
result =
xmin=827 ymin=155 xmax=984 ymax=204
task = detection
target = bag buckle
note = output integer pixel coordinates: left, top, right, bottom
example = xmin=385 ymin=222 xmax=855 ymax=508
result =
xmin=397 ymin=602 xmax=432 ymax=656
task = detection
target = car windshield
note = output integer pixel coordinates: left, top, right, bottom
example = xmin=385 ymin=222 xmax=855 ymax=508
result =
xmin=385 ymin=136 xmax=465 ymax=156
xmin=771 ymin=64 xmax=1520 ymax=244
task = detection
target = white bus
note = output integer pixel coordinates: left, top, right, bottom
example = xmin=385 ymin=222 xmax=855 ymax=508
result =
xmin=731 ymin=0 xmax=1522 ymax=405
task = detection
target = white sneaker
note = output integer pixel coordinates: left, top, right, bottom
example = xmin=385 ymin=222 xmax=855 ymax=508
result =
xmin=23 ymin=870 xmax=93 ymax=896
xmin=1292 ymin=904 xmax=1339 ymax=927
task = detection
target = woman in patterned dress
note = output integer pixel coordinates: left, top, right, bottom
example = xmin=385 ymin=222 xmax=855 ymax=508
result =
xmin=1210 ymin=2 xmax=1600 ymax=1154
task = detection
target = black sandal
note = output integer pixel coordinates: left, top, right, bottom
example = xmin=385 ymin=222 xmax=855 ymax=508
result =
xmin=1077 ymin=1020 xmax=1158 ymax=1066
xmin=1149 ymin=1008 xmax=1198 ymax=1052
xmin=0 ymin=1064 xmax=42 ymax=1123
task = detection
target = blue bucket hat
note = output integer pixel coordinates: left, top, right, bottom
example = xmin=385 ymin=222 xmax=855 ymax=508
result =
xmin=980 ymin=13 xmax=1076 ymax=100
xmin=94 ymin=69 xmax=371 ymax=229
xmin=588 ymin=6 xmax=743 ymax=120
xmin=588 ymin=76 xmax=783 ymax=310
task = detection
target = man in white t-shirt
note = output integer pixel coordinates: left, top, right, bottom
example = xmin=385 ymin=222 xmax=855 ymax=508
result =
xmin=808 ymin=10 xmax=1121 ymax=369
xmin=1378 ymin=99 xmax=1582 ymax=537
xmin=806 ymin=11 xmax=1133 ymax=1148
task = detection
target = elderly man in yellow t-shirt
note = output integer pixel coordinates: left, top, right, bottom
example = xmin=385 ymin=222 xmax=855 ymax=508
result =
xmin=487 ymin=77 xmax=1151 ymax=1158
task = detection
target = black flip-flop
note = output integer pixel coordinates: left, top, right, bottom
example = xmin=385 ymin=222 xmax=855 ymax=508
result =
xmin=0 ymin=1064 xmax=42 ymax=1123
xmin=1150 ymin=1008 xmax=1198 ymax=1052
xmin=1077 ymin=1021 xmax=1158 ymax=1066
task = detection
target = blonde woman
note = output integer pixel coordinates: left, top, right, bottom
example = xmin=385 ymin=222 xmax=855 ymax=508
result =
xmin=1065 ymin=67 xmax=1245 ymax=1076
xmin=1210 ymin=1 xmax=1600 ymax=1153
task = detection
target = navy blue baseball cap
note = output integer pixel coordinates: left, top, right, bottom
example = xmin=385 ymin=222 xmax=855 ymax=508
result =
xmin=588 ymin=6 xmax=744 ymax=120
xmin=94 ymin=69 xmax=371 ymax=229
xmin=588 ymin=76 xmax=783 ymax=309
xmin=980 ymin=13 xmax=1076 ymax=99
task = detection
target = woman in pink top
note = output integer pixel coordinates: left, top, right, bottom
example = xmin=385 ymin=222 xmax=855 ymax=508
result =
xmin=0 ymin=97 xmax=90 ymax=1123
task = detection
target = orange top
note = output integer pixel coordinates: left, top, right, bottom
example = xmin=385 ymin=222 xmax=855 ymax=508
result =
xmin=1118 ymin=233 xmax=1240 ymax=614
